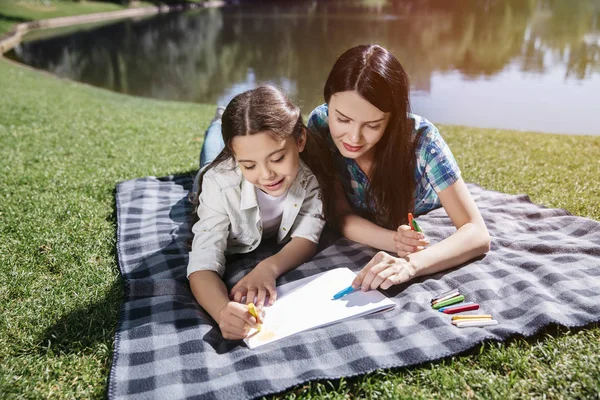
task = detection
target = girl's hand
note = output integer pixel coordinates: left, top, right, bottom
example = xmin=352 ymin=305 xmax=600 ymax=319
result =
xmin=394 ymin=225 xmax=430 ymax=257
xmin=230 ymin=262 xmax=278 ymax=307
xmin=218 ymin=301 xmax=262 ymax=340
xmin=352 ymin=251 xmax=418 ymax=291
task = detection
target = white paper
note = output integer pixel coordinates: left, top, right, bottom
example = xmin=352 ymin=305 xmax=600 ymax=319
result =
xmin=244 ymin=267 xmax=396 ymax=349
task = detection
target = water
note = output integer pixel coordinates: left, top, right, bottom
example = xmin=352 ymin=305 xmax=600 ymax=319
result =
xmin=7 ymin=0 xmax=600 ymax=135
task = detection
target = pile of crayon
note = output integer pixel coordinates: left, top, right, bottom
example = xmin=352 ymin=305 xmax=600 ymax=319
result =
xmin=431 ymin=289 xmax=498 ymax=328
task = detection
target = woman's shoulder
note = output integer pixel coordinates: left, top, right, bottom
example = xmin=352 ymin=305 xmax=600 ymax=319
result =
xmin=307 ymin=103 xmax=329 ymax=130
xmin=408 ymin=113 xmax=444 ymax=149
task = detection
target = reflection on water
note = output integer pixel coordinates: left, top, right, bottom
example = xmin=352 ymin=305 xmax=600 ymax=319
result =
xmin=8 ymin=0 xmax=600 ymax=135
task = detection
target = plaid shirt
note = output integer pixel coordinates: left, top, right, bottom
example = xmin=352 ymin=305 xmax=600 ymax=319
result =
xmin=307 ymin=103 xmax=461 ymax=218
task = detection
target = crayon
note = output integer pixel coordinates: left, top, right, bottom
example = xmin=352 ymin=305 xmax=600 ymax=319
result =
xmin=408 ymin=213 xmax=414 ymax=231
xmin=332 ymin=285 xmax=357 ymax=300
xmin=412 ymin=219 xmax=423 ymax=233
xmin=431 ymin=290 xmax=461 ymax=305
xmin=455 ymin=320 xmax=498 ymax=328
xmin=452 ymin=318 xmax=493 ymax=326
xmin=451 ymin=314 xmax=492 ymax=321
xmin=432 ymin=294 xmax=465 ymax=309
xmin=441 ymin=303 xmax=480 ymax=314
xmin=247 ymin=303 xmax=262 ymax=332
xmin=432 ymin=288 xmax=459 ymax=302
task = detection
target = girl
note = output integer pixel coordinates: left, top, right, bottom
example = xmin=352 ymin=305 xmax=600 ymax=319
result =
xmin=187 ymin=85 xmax=333 ymax=340
xmin=307 ymin=44 xmax=491 ymax=292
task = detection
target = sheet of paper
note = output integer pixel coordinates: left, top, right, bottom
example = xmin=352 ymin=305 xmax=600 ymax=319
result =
xmin=244 ymin=267 xmax=396 ymax=349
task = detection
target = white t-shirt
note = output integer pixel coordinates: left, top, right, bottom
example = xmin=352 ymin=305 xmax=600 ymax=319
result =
xmin=255 ymin=187 xmax=287 ymax=237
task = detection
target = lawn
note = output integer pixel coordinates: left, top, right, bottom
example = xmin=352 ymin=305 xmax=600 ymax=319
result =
xmin=1 ymin=57 xmax=599 ymax=399
xmin=0 ymin=0 xmax=150 ymax=36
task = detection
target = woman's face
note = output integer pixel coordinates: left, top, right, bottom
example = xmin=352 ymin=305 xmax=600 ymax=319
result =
xmin=328 ymin=91 xmax=390 ymax=165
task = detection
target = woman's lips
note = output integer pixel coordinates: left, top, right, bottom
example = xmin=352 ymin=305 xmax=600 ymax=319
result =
xmin=343 ymin=142 xmax=363 ymax=152
xmin=263 ymin=177 xmax=284 ymax=190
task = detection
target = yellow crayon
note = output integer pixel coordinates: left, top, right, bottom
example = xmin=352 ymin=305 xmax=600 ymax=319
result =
xmin=451 ymin=314 xmax=492 ymax=321
xmin=247 ymin=303 xmax=262 ymax=332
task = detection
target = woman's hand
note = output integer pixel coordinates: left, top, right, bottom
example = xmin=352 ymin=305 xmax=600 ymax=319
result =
xmin=394 ymin=225 xmax=429 ymax=257
xmin=229 ymin=262 xmax=278 ymax=307
xmin=218 ymin=301 xmax=262 ymax=340
xmin=352 ymin=251 xmax=418 ymax=291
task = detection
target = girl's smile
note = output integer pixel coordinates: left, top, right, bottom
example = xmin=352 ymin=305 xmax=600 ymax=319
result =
xmin=262 ymin=177 xmax=285 ymax=192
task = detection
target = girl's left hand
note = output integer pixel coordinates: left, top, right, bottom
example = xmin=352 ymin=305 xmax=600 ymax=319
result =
xmin=230 ymin=262 xmax=278 ymax=307
xmin=351 ymin=251 xmax=418 ymax=291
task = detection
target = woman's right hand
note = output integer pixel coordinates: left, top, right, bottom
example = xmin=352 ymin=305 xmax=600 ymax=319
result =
xmin=217 ymin=302 xmax=263 ymax=340
xmin=394 ymin=225 xmax=429 ymax=257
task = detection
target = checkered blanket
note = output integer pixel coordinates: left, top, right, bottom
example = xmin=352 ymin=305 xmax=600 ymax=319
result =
xmin=109 ymin=175 xmax=600 ymax=400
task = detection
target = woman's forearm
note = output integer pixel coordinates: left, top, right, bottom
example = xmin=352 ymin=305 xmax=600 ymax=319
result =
xmin=338 ymin=213 xmax=397 ymax=252
xmin=408 ymin=221 xmax=490 ymax=277
xmin=188 ymin=271 xmax=231 ymax=323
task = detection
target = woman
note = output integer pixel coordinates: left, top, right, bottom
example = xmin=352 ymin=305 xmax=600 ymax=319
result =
xmin=307 ymin=44 xmax=491 ymax=292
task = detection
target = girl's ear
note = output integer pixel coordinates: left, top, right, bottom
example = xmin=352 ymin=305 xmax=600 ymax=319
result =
xmin=297 ymin=129 xmax=307 ymax=152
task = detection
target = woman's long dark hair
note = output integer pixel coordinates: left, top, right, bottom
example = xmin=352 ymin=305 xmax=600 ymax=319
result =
xmin=191 ymin=84 xmax=335 ymax=225
xmin=324 ymin=44 xmax=416 ymax=229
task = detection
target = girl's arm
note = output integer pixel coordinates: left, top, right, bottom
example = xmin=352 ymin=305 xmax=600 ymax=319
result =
xmin=230 ymin=237 xmax=317 ymax=306
xmin=189 ymin=270 xmax=260 ymax=340
xmin=352 ymin=178 xmax=491 ymax=290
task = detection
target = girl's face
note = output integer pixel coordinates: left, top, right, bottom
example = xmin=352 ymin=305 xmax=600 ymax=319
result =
xmin=231 ymin=131 xmax=306 ymax=197
xmin=328 ymin=90 xmax=390 ymax=165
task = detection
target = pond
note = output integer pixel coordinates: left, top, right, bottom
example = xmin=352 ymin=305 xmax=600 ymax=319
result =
xmin=7 ymin=0 xmax=600 ymax=135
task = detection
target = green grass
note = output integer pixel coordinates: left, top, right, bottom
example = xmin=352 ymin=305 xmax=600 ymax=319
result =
xmin=1 ymin=57 xmax=599 ymax=399
xmin=0 ymin=0 xmax=153 ymax=36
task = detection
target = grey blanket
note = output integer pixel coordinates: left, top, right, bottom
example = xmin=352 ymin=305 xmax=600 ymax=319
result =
xmin=109 ymin=175 xmax=600 ymax=400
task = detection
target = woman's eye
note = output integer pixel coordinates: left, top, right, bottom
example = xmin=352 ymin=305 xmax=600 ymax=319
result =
xmin=336 ymin=117 xmax=350 ymax=124
xmin=367 ymin=125 xmax=381 ymax=131
xmin=243 ymin=165 xmax=256 ymax=170
xmin=272 ymin=156 xmax=285 ymax=163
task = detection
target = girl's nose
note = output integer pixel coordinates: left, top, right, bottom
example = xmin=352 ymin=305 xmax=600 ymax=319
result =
xmin=261 ymin=166 xmax=276 ymax=180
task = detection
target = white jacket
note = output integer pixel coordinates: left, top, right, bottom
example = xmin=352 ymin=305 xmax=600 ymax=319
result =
xmin=187 ymin=158 xmax=325 ymax=278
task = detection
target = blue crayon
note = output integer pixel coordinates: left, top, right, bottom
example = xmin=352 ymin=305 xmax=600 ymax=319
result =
xmin=332 ymin=285 xmax=357 ymax=300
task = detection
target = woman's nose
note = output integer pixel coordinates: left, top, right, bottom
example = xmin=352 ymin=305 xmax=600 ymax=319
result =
xmin=349 ymin=125 xmax=362 ymax=143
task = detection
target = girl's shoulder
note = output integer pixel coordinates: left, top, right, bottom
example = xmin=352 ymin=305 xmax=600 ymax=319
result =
xmin=202 ymin=158 xmax=243 ymax=191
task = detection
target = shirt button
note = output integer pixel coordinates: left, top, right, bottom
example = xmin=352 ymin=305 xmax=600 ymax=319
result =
xmin=430 ymin=148 xmax=436 ymax=154
xmin=294 ymin=204 xmax=298 ymax=207
xmin=282 ymin=227 xmax=287 ymax=232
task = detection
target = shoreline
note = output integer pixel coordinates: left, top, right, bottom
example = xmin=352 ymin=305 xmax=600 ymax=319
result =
xmin=0 ymin=1 xmax=225 ymax=55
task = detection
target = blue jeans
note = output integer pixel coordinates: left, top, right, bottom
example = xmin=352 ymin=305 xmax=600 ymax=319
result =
xmin=193 ymin=118 xmax=225 ymax=195
xmin=199 ymin=119 xmax=225 ymax=168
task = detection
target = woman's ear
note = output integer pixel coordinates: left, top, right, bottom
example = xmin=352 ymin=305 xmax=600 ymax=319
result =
xmin=297 ymin=129 xmax=307 ymax=152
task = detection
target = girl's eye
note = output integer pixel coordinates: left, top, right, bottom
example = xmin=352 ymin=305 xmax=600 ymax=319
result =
xmin=242 ymin=165 xmax=256 ymax=170
xmin=367 ymin=125 xmax=381 ymax=131
xmin=272 ymin=156 xmax=285 ymax=163
xmin=336 ymin=117 xmax=350 ymax=124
